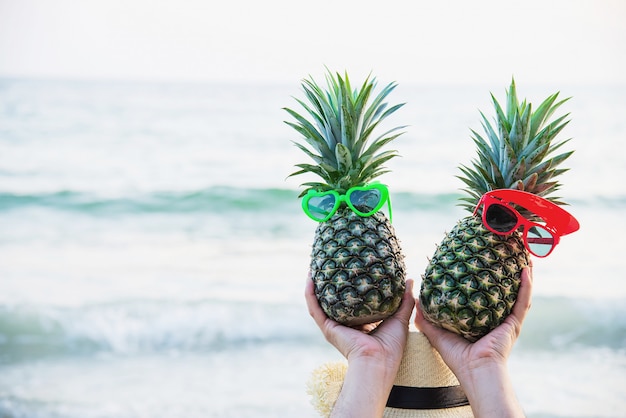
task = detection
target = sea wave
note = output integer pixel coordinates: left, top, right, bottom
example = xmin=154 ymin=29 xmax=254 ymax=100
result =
xmin=0 ymin=188 xmax=298 ymax=215
xmin=0 ymin=299 xmax=315 ymax=361
xmin=0 ymin=296 xmax=624 ymax=362
xmin=0 ymin=188 xmax=463 ymax=215
xmin=2 ymin=188 xmax=621 ymax=216
xmin=520 ymin=296 xmax=626 ymax=352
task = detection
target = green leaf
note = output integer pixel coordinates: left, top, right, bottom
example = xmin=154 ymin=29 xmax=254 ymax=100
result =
xmin=522 ymin=172 xmax=539 ymax=191
xmin=283 ymin=109 xmax=332 ymax=158
xmin=335 ymin=143 xmax=352 ymax=173
xmin=506 ymin=78 xmax=518 ymax=123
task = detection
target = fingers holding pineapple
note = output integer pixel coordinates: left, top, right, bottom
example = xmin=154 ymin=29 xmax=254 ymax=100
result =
xmin=305 ymin=275 xmax=415 ymax=361
xmin=504 ymin=265 xmax=534 ymax=341
xmin=415 ymin=266 xmax=533 ymax=366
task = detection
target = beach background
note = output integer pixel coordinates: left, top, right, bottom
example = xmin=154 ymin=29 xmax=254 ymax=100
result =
xmin=1 ymin=1 xmax=625 ymax=417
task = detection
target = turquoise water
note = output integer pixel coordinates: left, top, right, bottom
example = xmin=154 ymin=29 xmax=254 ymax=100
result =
xmin=1 ymin=79 xmax=625 ymax=417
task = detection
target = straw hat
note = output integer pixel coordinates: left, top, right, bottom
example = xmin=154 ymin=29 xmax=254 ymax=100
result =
xmin=307 ymin=331 xmax=473 ymax=417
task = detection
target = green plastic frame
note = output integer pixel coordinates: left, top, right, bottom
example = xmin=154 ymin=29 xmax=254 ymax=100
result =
xmin=301 ymin=183 xmax=392 ymax=223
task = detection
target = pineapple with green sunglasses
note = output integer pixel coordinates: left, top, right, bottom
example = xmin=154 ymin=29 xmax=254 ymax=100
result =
xmin=285 ymin=71 xmax=406 ymax=326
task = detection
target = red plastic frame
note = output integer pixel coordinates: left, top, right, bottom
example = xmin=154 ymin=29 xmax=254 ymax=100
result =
xmin=473 ymin=189 xmax=580 ymax=257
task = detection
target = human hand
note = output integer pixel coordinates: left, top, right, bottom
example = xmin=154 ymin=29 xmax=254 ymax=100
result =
xmin=414 ymin=266 xmax=533 ymax=418
xmin=305 ymin=276 xmax=415 ymax=365
xmin=415 ymin=266 xmax=533 ymax=375
xmin=305 ymin=276 xmax=415 ymax=417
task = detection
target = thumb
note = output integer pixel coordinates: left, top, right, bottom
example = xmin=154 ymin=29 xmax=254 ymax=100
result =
xmin=395 ymin=279 xmax=415 ymax=323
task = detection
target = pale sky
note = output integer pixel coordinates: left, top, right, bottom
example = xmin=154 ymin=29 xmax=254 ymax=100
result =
xmin=0 ymin=0 xmax=625 ymax=85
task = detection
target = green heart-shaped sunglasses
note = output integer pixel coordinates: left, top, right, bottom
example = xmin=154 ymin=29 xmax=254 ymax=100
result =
xmin=301 ymin=183 xmax=392 ymax=223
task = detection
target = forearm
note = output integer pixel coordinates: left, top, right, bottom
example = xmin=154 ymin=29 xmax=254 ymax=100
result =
xmin=459 ymin=361 xmax=525 ymax=418
xmin=330 ymin=357 xmax=396 ymax=418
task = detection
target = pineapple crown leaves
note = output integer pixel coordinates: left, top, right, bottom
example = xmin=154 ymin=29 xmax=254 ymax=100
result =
xmin=284 ymin=70 xmax=406 ymax=197
xmin=458 ymin=78 xmax=575 ymax=212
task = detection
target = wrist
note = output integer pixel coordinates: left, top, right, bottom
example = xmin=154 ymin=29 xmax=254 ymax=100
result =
xmin=349 ymin=354 xmax=398 ymax=388
xmin=330 ymin=356 xmax=396 ymax=418
xmin=458 ymin=361 xmax=524 ymax=418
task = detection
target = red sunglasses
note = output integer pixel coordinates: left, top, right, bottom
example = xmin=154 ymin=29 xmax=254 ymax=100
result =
xmin=473 ymin=189 xmax=580 ymax=257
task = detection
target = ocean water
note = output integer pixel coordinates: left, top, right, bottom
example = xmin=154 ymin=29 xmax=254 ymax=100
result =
xmin=0 ymin=78 xmax=625 ymax=418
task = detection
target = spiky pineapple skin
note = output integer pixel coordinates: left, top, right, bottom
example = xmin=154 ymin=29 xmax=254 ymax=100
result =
xmin=419 ymin=216 xmax=530 ymax=341
xmin=310 ymin=207 xmax=406 ymax=326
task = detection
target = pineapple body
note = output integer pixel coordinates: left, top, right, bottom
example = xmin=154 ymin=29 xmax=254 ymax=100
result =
xmin=420 ymin=216 xmax=529 ymax=341
xmin=311 ymin=208 xmax=406 ymax=325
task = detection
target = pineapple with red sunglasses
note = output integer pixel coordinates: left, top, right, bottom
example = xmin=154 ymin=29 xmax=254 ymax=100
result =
xmin=420 ymin=80 xmax=580 ymax=342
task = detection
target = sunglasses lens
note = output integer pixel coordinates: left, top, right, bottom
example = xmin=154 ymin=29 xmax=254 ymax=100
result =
xmin=348 ymin=189 xmax=383 ymax=214
xmin=306 ymin=194 xmax=337 ymax=221
xmin=484 ymin=203 xmax=518 ymax=233
xmin=527 ymin=225 xmax=555 ymax=257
